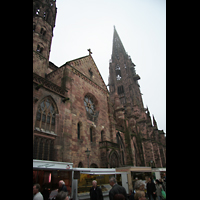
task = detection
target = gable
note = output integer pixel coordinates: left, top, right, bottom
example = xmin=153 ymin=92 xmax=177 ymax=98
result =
xmin=67 ymin=55 xmax=108 ymax=92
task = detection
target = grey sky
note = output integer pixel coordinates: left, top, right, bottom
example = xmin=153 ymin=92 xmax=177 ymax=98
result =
xmin=49 ymin=0 xmax=166 ymax=133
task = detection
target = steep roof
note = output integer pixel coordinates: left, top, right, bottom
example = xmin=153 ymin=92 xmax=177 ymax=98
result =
xmin=67 ymin=54 xmax=108 ymax=92
xmin=48 ymin=54 xmax=108 ymax=93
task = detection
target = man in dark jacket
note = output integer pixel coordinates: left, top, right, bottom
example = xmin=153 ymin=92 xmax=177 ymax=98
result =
xmin=90 ymin=180 xmax=103 ymax=200
xmin=146 ymin=177 xmax=156 ymax=200
xmin=109 ymin=177 xmax=127 ymax=200
xmin=58 ymin=180 xmax=68 ymax=192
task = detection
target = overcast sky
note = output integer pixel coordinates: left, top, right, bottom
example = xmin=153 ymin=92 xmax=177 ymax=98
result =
xmin=49 ymin=0 xmax=166 ymax=133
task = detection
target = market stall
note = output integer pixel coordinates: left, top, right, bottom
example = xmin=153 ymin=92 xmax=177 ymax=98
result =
xmin=151 ymin=168 xmax=166 ymax=180
xmin=116 ymin=166 xmax=152 ymax=194
xmin=33 ymin=159 xmax=73 ymax=199
xmin=72 ymin=168 xmax=119 ymax=200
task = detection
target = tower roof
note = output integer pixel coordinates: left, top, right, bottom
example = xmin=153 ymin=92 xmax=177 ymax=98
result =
xmin=112 ymin=26 xmax=127 ymax=58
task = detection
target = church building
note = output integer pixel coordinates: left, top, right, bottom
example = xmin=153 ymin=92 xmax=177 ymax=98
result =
xmin=33 ymin=0 xmax=166 ymax=169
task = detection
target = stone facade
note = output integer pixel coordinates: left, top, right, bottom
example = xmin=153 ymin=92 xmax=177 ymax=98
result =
xmin=33 ymin=0 xmax=166 ymax=168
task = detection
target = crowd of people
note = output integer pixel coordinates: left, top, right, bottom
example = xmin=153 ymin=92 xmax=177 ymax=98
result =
xmin=33 ymin=180 xmax=69 ymax=200
xmin=33 ymin=174 xmax=166 ymax=200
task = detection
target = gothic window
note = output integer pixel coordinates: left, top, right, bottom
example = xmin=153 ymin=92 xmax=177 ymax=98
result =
xmin=116 ymin=74 xmax=122 ymax=80
xmin=101 ymin=130 xmax=104 ymax=142
xmin=40 ymin=27 xmax=46 ymax=36
xmin=90 ymin=127 xmax=93 ymax=142
xmin=117 ymin=85 xmax=124 ymax=95
xmin=33 ymin=136 xmax=54 ymax=161
xmin=78 ymin=162 xmax=83 ymax=168
xmin=77 ymin=122 xmax=80 ymax=139
xmin=35 ymin=97 xmax=58 ymax=133
xmin=36 ymin=44 xmax=44 ymax=54
xmin=116 ymin=132 xmax=125 ymax=165
xmin=33 ymin=3 xmax=40 ymax=16
xmin=110 ymin=151 xmax=119 ymax=168
xmin=90 ymin=163 xmax=98 ymax=168
xmin=115 ymin=65 xmax=120 ymax=70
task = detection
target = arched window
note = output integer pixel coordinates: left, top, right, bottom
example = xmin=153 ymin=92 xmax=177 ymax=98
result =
xmin=77 ymin=122 xmax=80 ymax=139
xmin=110 ymin=151 xmax=119 ymax=168
xmin=35 ymin=96 xmax=58 ymax=133
xmin=33 ymin=136 xmax=54 ymax=161
xmin=90 ymin=163 xmax=98 ymax=168
xmin=36 ymin=43 xmax=44 ymax=54
xmin=101 ymin=130 xmax=104 ymax=142
xmin=78 ymin=162 xmax=83 ymax=168
xmin=116 ymin=132 xmax=125 ymax=165
xmin=90 ymin=127 xmax=93 ymax=142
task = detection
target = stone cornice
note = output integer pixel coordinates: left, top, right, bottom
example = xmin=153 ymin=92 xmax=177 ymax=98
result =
xmin=33 ymin=72 xmax=67 ymax=97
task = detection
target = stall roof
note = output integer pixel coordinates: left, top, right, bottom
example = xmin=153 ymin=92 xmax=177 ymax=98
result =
xmin=151 ymin=168 xmax=166 ymax=172
xmin=72 ymin=168 xmax=118 ymax=175
xmin=116 ymin=166 xmax=152 ymax=172
xmin=33 ymin=159 xmax=73 ymax=170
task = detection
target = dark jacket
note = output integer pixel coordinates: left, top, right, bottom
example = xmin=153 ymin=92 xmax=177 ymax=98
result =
xmin=147 ymin=181 xmax=156 ymax=199
xmin=129 ymin=190 xmax=135 ymax=200
xmin=90 ymin=186 xmax=103 ymax=200
xmin=109 ymin=184 xmax=128 ymax=200
xmin=58 ymin=184 xmax=68 ymax=192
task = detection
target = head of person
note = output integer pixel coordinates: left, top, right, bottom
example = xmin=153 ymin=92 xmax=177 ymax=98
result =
xmin=56 ymin=191 xmax=69 ymax=200
xmin=148 ymin=177 xmax=153 ymax=183
xmin=155 ymin=179 xmax=160 ymax=185
xmin=134 ymin=190 xmax=146 ymax=200
xmin=59 ymin=180 xmax=65 ymax=188
xmin=134 ymin=180 xmax=145 ymax=191
xmin=92 ymin=180 xmax=97 ymax=188
xmin=109 ymin=177 xmax=117 ymax=187
xmin=33 ymin=183 xmax=40 ymax=195
xmin=113 ymin=194 xmax=125 ymax=200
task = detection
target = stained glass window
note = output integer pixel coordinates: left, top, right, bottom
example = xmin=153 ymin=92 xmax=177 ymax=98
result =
xmin=35 ymin=97 xmax=57 ymax=133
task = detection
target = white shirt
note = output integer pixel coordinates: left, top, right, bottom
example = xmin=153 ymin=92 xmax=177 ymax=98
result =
xmin=33 ymin=192 xmax=44 ymax=200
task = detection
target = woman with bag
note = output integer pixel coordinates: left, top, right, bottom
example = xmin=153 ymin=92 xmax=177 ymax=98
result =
xmin=155 ymin=180 xmax=164 ymax=200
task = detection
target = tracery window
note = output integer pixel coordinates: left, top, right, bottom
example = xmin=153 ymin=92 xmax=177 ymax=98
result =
xmin=84 ymin=94 xmax=99 ymax=122
xmin=84 ymin=95 xmax=95 ymax=116
xmin=35 ymin=97 xmax=57 ymax=133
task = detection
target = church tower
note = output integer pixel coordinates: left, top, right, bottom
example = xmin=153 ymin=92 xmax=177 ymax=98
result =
xmin=108 ymin=26 xmax=144 ymax=112
xmin=33 ymin=0 xmax=57 ymax=77
xmin=109 ymin=27 xmax=166 ymax=167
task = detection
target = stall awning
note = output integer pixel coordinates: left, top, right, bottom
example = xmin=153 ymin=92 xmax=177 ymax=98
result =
xmin=72 ymin=167 xmax=118 ymax=175
xmin=151 ymin=168 xmax=166 ymax=172
xmin=33 ymin=159 xmax=73 ymax=170
xmin=116 ymin=166 xmax=152 ymax=172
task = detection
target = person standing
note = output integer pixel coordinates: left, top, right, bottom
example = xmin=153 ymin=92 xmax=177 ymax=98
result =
xmin=129 ymin=180 xmax=145 ymax=200
xmin=155 ymin=180 xmax=162 ymax=200
xmin=134 ymin=190 xmax=146 ymax=200
xmin=146 ymin=177 xmax=156 ymax=200
xmin=109 ymin=177 xmax=128 ymax=200
xmin=58 ymin=180 xmax=68 ymax=192
xmin=90 ymin=180 xmax=103 ymax=200
xmin=56 ymin=191 xmax=69 ymax=200
xmin=33 ymin=183 xmax=44 ymax=200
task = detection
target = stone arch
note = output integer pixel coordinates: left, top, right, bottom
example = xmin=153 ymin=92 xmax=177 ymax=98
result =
xmin=109 ymin=150 xmax=120 ymax=168
xmin=90 ymin=163 xmax=98 ymax=168
xmin=78 ymin=161 xmax=84 ymax=168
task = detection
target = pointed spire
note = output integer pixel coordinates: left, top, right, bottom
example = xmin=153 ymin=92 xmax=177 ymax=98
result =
xmin=112 ymin=26 xmax=127 ymax=59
